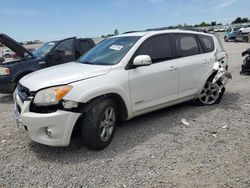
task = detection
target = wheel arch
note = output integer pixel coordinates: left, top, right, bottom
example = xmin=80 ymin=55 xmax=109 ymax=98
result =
xmin=70 ymin=92 xmax=129 ymax=141
xmin=82 ymin=93 xmax=129 ymax=121
xmin=196 ymin=69 xmax=218 ymax=98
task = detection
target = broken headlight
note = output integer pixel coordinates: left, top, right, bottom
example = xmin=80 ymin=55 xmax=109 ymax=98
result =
xmin=33 ymin=85 xmax=73 ymax=106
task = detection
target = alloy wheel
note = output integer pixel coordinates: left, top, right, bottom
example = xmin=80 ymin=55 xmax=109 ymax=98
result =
xmin=199 ymin=81 xmax=220 ymax=105
xmin=99 ymin=107 xmax=116 ymax=142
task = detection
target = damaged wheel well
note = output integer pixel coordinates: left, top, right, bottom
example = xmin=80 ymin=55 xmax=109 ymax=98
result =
xmin=71 ymin=93 xmax=128 ymax=139
xmin=207 ymin=71 xmax=218 ymax=81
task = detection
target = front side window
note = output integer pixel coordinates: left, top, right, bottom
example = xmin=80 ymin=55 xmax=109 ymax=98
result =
xmin=79 ymin=36 xmax=140 ymax=65
xmin=173 ymin=34 xmax=200 ymax=57
xmin=55 ymin=38 xmax=74 ymax=56
xmin=135 ymin=34 xmax=173 ymax=63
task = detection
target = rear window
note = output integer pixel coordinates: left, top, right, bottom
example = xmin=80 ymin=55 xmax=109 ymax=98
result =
xmin=173 ymin=34 xmax=200 ymax=57
xmin=198 ymin=35 xmax=215 ymax=53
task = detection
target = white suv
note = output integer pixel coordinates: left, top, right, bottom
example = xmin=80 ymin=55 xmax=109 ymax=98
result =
xmin=14 ymin=30 xmax=231 ymax=150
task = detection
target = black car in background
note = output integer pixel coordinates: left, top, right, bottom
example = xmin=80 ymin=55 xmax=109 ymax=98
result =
xmin=0 ymin=33 xmax=95 ymax=93
xmin=241 ymin=48 xmax=250 ymax=75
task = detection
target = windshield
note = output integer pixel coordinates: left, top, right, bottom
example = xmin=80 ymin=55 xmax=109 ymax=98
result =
xmin=78 ymin=36 xmax=141 ymax=65
xmin=33 ymin=42 xmax=56 ymax=57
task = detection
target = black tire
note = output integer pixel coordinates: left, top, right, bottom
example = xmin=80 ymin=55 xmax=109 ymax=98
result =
xmin=81 ymin=98 xmax=117 ymax=150
xmin=4 ymin=54 xmax=11 ymax=58
xmin=194 ymin=80 xmax=225 ymax=106
xmin=243 ymin=36 xmax=249 ymax=43
xmin=224 ymin=36 xmax=228 ymax=42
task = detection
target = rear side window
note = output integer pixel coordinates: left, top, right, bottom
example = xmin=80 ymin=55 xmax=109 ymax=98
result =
xmin=173 ymin=34 xmax=200 ymax=57
xmin=136 ymin=34 xmax=173 ymax=63
xmin=198 ymin=35 xmax=215 ymax=53
xmin=78 ymin=40 xmax=92 ymax=53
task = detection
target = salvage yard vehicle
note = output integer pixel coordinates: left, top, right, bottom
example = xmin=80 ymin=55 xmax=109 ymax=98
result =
xmin=2 ymin=48 xmax=15 ymax=58
xmin=235 ymin=33 xmax=250 ymax=43
xmin=239 ymin=25 xmax=250 ymax=34
xmin=14 ymin=30 xmax=231 ymax=150
xmin=241 ymin=48 xmax=250 ymax=74
xmin=224 ymin=27 xmax=240 ymax=42
xmin=0 ymin=33 xmax=95 ymax=93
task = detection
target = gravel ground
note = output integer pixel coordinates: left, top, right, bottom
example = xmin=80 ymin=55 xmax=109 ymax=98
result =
xmin=0 ymin=35 xmax=250 ymax=188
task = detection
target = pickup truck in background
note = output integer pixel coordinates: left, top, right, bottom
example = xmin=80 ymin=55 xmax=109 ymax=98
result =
xmin=0 ymin=33 xmax=95 ymax=93
xmin=224 ymin=26 xmax=240 ymax=42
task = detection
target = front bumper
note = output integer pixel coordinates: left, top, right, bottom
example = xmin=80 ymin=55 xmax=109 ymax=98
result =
xmin=0 ymin=82 xmax=16 ymax=93
xmin=13 ymin=91 xmax=81 ymax=147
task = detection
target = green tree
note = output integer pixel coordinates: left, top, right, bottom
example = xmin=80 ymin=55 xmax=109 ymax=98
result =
xmin=211 ymin=21 xmax=216 ymax=26
xmin=114 ymin=29 xmax=119 ymax=35
xmin=232 ymin=17 xmax=249 ymax=24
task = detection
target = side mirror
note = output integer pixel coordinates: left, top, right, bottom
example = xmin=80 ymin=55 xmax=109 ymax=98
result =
xmin=0 ymin=57 xmax=5 ymax=64
xmin=133 ymin=55 xmax=152 ymax=67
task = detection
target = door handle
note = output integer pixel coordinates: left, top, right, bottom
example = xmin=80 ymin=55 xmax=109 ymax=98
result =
xmin=168 ymin=66 xmax=177 ymax=72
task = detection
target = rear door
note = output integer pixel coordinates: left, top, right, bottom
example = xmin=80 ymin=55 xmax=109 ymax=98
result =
xmin=129 ymin=34 xmax=178 ymax=113
xmin=46 ymin=37 xmax=76 ymax=66
xmin=172 ymin=33 xmax=214 ymax=99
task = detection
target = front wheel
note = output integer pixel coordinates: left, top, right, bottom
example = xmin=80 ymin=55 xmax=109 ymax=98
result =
xmin=224 ymin=36 xmax=228 ymax=42
xmin=81 ymin=98 xmax=117 ymax=150
xmin=194 ymin=81 xmax=225 ymax=106
xmin=4 ymin=54 xmax=11 ymax=58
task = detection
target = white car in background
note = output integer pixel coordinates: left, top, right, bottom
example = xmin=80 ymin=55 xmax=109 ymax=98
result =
xmin=239 ymin=25 xmax=250 ymax=34
xmin=14 ymin=30 xmax=231 ymax=150
xmin=2 ymin=48 xmax=15 ymax=58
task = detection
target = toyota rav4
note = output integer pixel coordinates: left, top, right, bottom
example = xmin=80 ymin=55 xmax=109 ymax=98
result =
xmin=13 ymin=30 xmax=231 ymax=150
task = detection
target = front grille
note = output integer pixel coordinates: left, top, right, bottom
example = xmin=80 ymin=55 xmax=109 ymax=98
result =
xmin=17 ymin=83 xmax=31 ymax=102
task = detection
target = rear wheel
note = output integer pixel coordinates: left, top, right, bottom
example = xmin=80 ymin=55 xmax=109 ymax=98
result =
xmin=243 ymin=36 xmax=249 ymax=43
xmin=224 ymin=36 xmax=228 ymax=42
xmin=194 ymin=81 xmax=224 ymax=106
xmin=81 ymin=98 xmax=117 ymax=150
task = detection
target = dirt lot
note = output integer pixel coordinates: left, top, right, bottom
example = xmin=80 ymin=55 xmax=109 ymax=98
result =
xmin=0 ymin=36 xmax=249 ymax=188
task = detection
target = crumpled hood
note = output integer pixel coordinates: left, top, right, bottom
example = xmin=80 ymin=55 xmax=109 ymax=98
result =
xmin=20 ymin=62 xmax=112 ymax=91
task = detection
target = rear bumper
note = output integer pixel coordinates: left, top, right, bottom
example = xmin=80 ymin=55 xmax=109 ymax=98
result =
xmin=0 ymin=82 xmax=16 ymax=93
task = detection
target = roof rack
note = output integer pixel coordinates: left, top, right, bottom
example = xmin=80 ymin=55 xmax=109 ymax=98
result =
xmin=122 ymin=31 xmax=141 ymax=34
xmin=123 ymin=27 xmax=173 ymax=34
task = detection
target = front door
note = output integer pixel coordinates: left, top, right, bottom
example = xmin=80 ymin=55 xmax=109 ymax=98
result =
xmin=46 ymin=37 xmax=76 ymax=66
xmin=128 ymin=34 xmax=178 ymax=113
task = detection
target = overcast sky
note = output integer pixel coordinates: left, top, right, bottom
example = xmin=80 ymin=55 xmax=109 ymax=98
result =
xmin=0 ymin=0 xmax=249 ymax=41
